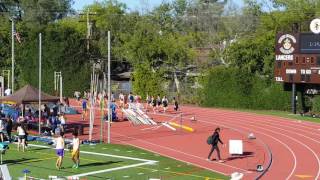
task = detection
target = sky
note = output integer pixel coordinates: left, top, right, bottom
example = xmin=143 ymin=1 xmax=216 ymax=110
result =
xmin=72 ymin=0 xmax=173 ymax=11
xmin=72 ymin=0 xmax=245 ymax=12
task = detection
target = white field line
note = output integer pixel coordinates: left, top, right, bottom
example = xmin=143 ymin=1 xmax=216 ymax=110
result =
xmin=28 ymin=144 xmax=158 ymax=177
xmin=28 ymin=144 xmax=157 ymax=163
xmin=70 ymin=161 xmax=154 ymax=177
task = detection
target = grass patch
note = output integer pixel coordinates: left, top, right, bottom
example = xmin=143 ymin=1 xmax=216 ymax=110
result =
xmin=241 ymin=109 xmax=320 ymax=123
xmin=5 ymin=141 xmax=227 ymax=180
xmin=213 ymin=107 xmax=320 ymax=124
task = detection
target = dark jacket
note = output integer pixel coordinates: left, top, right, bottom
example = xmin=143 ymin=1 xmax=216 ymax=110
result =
xmin=212 ymin=132 xmax=223 ymax=145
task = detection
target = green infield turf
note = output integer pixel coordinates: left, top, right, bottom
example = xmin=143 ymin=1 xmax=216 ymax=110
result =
xmin=239 ymin=109 xmax=320 ymax=123
xmin=4 ymin=141 xmax=227 ymax=180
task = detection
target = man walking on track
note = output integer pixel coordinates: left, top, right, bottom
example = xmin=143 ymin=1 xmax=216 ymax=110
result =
xmin=207 ymin=127 xmax=225 ymax=163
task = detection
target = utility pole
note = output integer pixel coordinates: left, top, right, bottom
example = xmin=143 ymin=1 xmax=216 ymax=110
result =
xmin=11 ymin=19 xmax=14 ymax=92
xmin=79 ymin=9 xmax=97 ymax=52
xmin=86 ymin=9 xmax=90 ymax=51
xmin=38 ymin=33 xmax=42 ymax=135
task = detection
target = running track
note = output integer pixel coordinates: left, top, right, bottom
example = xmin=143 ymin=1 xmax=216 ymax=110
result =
xmin=67 ymin=101 xmax=320 ymax=179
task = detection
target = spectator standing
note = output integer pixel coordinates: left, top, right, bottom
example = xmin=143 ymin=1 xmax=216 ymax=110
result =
xmin=128 ymin=92 xmax=134 ymax=103
xmin=74 ymin=91 xmax=81 ymax=101
xmin=17 ymin=123 xmax=26 ymax=152
xmin=156 ymin=95 xmax=162 ymax=111
xmin=152 ymin=96 xmax=157 ymax=113
xmin=6 ymin=118 xmax=12 ymax=142
xmin=59 ymin=114 xmax=66 ymax=133
xmin=162 ymin=96 xmax=168 ymax=113
xmin=0 ymin=118 xmax=5 ymax=142
xmin=145 ymin=94 xmax=151 ymax=110
xmin=119 ymin=92 xmax=125 ymax=108
xmin=173 ymin=97 xmax=179 ymax=112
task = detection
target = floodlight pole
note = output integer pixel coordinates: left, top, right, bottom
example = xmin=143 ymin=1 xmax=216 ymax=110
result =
xmin=11 ymin=19 xmax=14 ymax=92
xmin=107 ymin=31 xmax=111 ymax=144
xmin=38 ymin=33 xmax=42 ymax=135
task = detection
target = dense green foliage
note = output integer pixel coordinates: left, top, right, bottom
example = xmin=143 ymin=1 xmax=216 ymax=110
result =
xmin=199 ymin=0 xmax=320 ymax=112
xmin=132 ymin=63 xmax=165 ymax=98
xmin=0 ymin=0 xmax=198 ymax=97
xmin=2 ymin=0 xmax=320 ymax=112
xmin=199 ymin=67 xmax=291 ymax=111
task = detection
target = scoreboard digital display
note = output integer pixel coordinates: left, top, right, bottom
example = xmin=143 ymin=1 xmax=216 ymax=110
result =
xmin=274 ymin=33 xmax=320 ymax=85
xmin=300 ymin=33 xmax=320 ymax=53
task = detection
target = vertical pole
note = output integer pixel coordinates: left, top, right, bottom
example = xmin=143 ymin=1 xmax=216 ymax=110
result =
xmin=101 ymin=72 xmax=106 ymax=143
xmin=107 ymin=31 xmax=111 ymax=144
xmin=292 ymin=83 xmax=296 ymax=114
xmin=7 ymin=70 xmax=10 ymax=89
xmin=89 ymin=73 xmax=92 ymax=142
xmin=38 ymin=33 xmax=42 ymax=135
xmin=86 ymin=9 xmax=90 ymax=51
xmin=60 ymin=73 xmax=63 ymax=102
xmin=54 ymin=72 xmax=56 ymax=92
xmin=11 ymin=20 xmax=14 ymax=92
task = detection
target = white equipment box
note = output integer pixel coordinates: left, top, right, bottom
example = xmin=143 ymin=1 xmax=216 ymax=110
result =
xmin=229 ymin=140 xmax=243 ymax=155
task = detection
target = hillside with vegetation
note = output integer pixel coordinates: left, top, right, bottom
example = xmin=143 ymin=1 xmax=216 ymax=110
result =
xmin=0 ymin=0 xmax=319 ymax=112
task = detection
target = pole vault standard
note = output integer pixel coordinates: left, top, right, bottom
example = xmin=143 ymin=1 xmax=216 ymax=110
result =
xmin=54 ymin=71 xmax=63 ymax=102
xmin=101 ymin=72 xmax=106 ymax=143
xmin=38 ymin=33 xmax=42 ymax=135
xmin=89 ymin=65 xmax=99 ymax=142
xmin=2 ymin=70 xmax=10 ymax=90
xmin=107 ymin=31 xmax=111 ymax=144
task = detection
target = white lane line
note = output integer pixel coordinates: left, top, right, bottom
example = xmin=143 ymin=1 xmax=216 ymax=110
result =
xmin=194 ymin=109 xmax=320 ymax=130
xmin=221 ymin=118 xmax=320 ymax=180
xmin=250 ymin=118 xmax=320 ymax=137
xmin=209 ymin=118 xmax=320 ymax=180
xmin=197 ymin=119 xmax=296 ymax=180
xmin=72 ymin=162 xmax=153 ymax=177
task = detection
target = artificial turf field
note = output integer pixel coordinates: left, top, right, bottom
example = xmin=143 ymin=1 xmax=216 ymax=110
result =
xmin=4 ymin=141 xmax=227 ymax=180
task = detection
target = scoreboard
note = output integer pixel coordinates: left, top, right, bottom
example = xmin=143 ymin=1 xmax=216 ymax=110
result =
xmin=274 ymin=33 xmax=320 ymax=85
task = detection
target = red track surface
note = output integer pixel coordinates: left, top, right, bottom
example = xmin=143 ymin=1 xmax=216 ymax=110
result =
xmin=65 ymin=100 xmax=320 ymax=180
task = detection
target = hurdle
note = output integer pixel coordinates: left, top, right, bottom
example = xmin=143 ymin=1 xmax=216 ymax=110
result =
xmin=168 ymin=122 xmax=194 ymax=132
